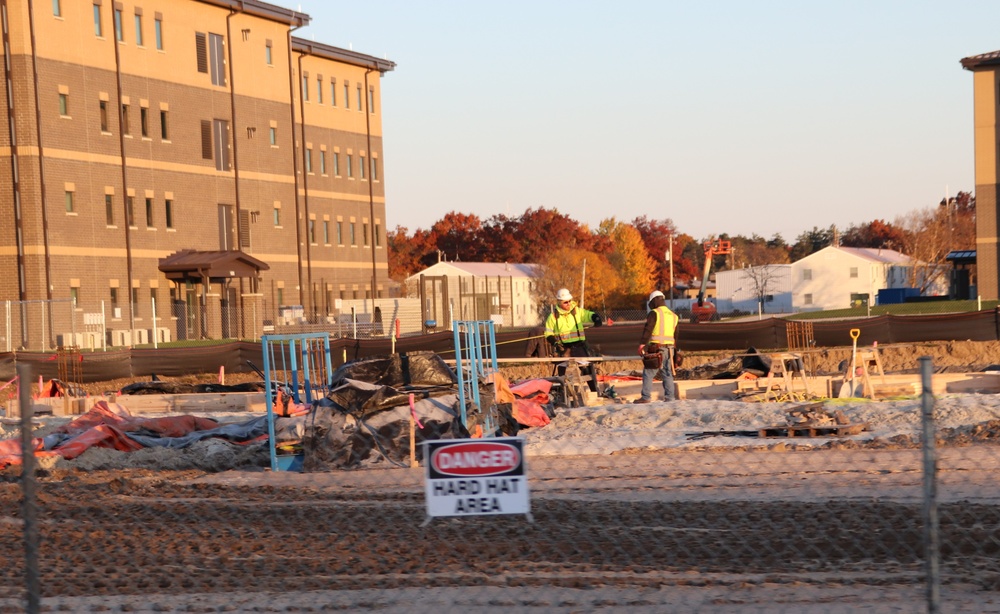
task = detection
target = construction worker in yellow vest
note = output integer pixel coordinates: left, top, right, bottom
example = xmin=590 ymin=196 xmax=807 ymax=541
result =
xmin=544 ymin=288 xmax=603 ymax=392
xmin=635 ymin=290 xmax=679 ymax=403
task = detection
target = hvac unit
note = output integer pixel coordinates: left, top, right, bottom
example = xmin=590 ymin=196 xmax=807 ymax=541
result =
xmin=109 ymin=329 xmax=132 ymax=347
xmin=113 ymin=307 xmax=122 ymax=319
xmin=133 ymin=329 xmax=149 ymax=345
xmin=152 ymin=327 xmax=171 ymax=343
xmin=58 ymin=332 xmax=82 ymax=347
xmin=81 ymin=331 xmax=101 ymax=350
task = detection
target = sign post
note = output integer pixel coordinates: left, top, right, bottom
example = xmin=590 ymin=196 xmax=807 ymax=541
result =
xmin=423 ymin=437 xmax=531 ymax=524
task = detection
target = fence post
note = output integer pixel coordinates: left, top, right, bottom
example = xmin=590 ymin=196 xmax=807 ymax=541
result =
xmin=17 ymin=362 xmax=40 ymax=612
xmin=919 ymin=356 xmax=940 ymax=614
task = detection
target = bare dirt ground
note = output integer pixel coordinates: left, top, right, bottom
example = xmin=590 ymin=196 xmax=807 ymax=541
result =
xmin=3 ymin=340 xmax=999 ymax=611
xmin=2 ymin=449 xmax=1000 ymax=611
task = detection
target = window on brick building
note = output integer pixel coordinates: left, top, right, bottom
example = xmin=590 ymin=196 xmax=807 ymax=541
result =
xmin=99 ymin=100 xmax=109 ymax=132
xmin=134 ymin=12 xmax=143 ymax=46
xmin=140 ymin=107 xmax=148 ymax=137
xmin=58 ymin=93 xmax=69 ymax=116
xmin=93 ymin=4 xmax=103 ymax=37
xmin=105 ymin=194 xmax=114 ymax=225
xmin=154 ymin=16 xmax=163 ymax=50
xmin=121 ymin=104 xmax=130 ymax=135
xmin=126 ymin=196 xmax=135 ymax=227
xmin=53 ymin=0 xmax=61 ymax=17
xmin=145 ymin=197 xmax=153 ymax=227
xmin=165 ymin=199 xmax=173 ymax=228
xmin=160 ymin=110 xmax=168 ymax=140
xmin=114 ymin=7 xmax=123 ymax=42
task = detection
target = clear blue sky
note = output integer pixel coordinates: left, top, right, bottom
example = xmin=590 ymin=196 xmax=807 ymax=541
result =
xmin=293 ymin=0 xmax=1000 ymax=243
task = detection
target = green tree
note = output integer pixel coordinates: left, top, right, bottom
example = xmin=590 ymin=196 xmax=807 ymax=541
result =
xmin=790 ymin=226 xmax=834 ymax=261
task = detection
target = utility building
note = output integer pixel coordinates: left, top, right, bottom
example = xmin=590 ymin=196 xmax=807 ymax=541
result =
xmin=962 ymin=50 xmax=1000 ymax=300
xmin=0 ymin=0 xmax=394 ymax=350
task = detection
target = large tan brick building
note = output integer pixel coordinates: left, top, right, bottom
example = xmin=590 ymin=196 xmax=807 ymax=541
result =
xmin=962 ymin=50 xmax=1000 ymax=300
xmin=0 ymin=0 xmax=394 ymax=349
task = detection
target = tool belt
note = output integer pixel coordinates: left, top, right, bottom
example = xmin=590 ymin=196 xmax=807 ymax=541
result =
xmin=642 ymin=343 xmax=664 ymax=369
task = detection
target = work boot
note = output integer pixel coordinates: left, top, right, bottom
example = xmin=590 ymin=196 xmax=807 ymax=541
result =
xmin=633 ymin=397 xmax=651 ymax=404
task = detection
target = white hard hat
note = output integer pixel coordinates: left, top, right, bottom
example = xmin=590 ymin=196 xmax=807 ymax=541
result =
xmin=556 ymin=288 xmax=573 ymax=301
xmin=648 ymin=290 xmax=664 ymax=303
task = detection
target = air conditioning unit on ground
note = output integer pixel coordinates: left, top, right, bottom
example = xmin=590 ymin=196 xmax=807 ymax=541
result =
xmin=81 ymin=331 xmax=101 ymax=350
xmin=58 ymin=332 xmax=82 ymax=347
xmin=133 ymin=329 xmax=149 ymax=345
xmin=109 ymin=329 xmax=132 ymax=346
xmin=152 ymin=327 xmax=171 ymax=343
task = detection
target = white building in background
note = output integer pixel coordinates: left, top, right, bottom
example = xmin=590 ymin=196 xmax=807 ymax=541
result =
xmin=716 ymin=265 xmax=793 ymax=315
xmin=715 ymin=246 xmax=945 ymax=314
xmin=404 ymin=262 xmax=542 ymax=331
xmin=792 ymin=247 xmax=917 ymax=311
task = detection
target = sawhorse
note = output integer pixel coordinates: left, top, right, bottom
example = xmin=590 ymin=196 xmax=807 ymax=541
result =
xmin=763 ymin=352 xmax=811 ymax=401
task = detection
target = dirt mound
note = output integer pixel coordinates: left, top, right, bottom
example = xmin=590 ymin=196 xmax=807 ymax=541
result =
xmin=498 ymin=340 xmax=1000 ymax=382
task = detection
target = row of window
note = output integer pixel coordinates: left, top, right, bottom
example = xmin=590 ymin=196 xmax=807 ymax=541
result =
xmin=301 ymin=217 xmax=382 ymax=248
xmin=304 ymin=147 xmax=379 ymax=181
xmin=302 ymin=73 xmax=376 ymax=113
xmin=59 ymin=0 xmax=167 ymax=50
xmin=63 ymin=189 xmax=175 ymax=229
xmin=801 ymin=267 xmax=860 ymax=281
xmin=69 ymin=284 xmax=378 ymax=316
xmin=89 ymin=98 xmax=170 ymax=140
xmin=65 ymin=186 xmax=383 ymax=248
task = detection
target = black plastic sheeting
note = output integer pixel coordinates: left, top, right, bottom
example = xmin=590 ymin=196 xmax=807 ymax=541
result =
xmin=302 ymin=393 xmax=468 ymax=470
xmin=3 ymin=309 xmax=1000 ymax=382
xmin=119 ymin=381 xmax=267 ymax=395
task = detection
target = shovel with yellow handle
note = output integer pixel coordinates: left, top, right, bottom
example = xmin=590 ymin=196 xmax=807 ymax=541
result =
xmin=839 ymin=328 xmax=861 ymax=398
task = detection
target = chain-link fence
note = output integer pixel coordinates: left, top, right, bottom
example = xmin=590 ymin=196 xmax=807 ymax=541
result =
xmin=3 ymin=356 xmax=1000 ymax=611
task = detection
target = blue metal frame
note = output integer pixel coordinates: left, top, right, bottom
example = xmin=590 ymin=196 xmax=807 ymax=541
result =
xmin=262 ymin=333 xmax=333 ymax=471
xmin=452 ymin=320 xmax=499 ymax=436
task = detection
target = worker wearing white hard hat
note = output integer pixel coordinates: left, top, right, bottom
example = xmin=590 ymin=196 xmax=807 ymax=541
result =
xmin=635 ymin=290 xmax=679 ymax=403
xmin=544 ymin=287 xmax=604 ymax=392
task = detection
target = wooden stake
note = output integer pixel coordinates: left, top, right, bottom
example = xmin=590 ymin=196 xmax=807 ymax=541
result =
xmin=409 ymin=393 xmax=418 ymax=468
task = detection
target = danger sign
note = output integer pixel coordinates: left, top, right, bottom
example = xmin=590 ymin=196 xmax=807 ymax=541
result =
xmin=424 ymin=438 xmax=530 ymax=518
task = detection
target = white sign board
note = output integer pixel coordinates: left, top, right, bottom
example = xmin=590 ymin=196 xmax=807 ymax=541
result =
xmin=424 ymin=437 xmax=529 ymax=518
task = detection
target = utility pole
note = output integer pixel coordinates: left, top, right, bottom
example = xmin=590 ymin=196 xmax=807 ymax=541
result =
xmin=667 ymin=234 xmax=674 ymax=311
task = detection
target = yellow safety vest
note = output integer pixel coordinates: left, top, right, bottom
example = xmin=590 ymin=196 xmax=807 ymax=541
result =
xmin=650 ymin=306 xmax=678 ymax=345
xmin=544 ymin=303 xmax=592 ymax=344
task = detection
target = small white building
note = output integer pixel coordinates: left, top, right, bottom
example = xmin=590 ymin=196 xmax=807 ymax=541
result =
xmin=404 ymin=262 xmax=542 ymax=331
xmin=792 ymin=247 xmax=915 ymax=311
xmin=716 ymin=247 xmax=946 ymax=314
xmin=716 ymin=265 xmax=793 ymax=315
